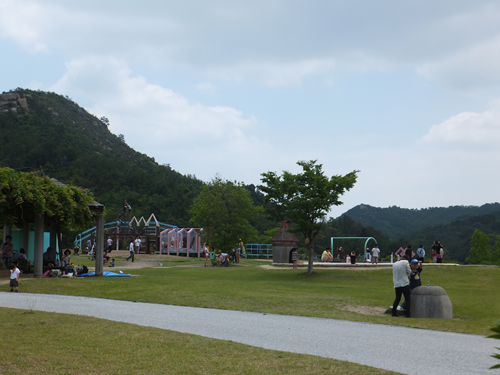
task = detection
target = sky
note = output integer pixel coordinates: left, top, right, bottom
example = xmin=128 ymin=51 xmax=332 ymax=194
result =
xmin=2 ymin=0 xmax=500 ymax=217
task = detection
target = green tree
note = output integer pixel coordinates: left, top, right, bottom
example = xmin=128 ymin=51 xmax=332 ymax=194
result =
xmin=466 ymin=230 xmax=492 ymax=264
xmin=492 ymin=235 xmax=500 ymax=265
xmin=190 ymin=176 xmax=259 ymax=252
xmin=0 ymin=167 xmax=96 ymax=230
xmin=259 ymin=160 xmax=358 ymax=274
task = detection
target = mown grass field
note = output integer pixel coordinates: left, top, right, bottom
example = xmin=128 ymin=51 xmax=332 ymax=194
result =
xmin=2 ymin=256 xmax=499 ymax=335
xmin=0 ymin=307 xmax=401 ymax=375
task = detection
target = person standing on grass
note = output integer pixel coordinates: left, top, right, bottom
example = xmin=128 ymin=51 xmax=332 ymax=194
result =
xmin=401 ymin=259 xmax=423 ymax=312
xmin=350 ymin=250 xmax=356 ymax=265
xmin=392 ymin=255 xmax=411 ymax=317
xmin=106 ymin=237 xmax=113 ymax=254
xmin=291 ymin=247 xmax=298 ymax=269
xmin=416 ymin=245 xmax=425 ymax=262
xmin=126 ymin=239 xmax=135 ymax=262
xmin=9 ymin=263 xmax=20 ymax=292
xmin=203 ymin=244 xmax=209 ymax=267
xmin=236 ymin=247 xmax=241 ymax=263
xmin=432 ymin=240 xmax=443 ymax=263
xmin=371 ymin=245 xmax=380 ymax=264
xmin=134 ymin=236 xmax=141 ymax=254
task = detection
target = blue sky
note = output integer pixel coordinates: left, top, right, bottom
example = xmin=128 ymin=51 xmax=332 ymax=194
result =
xmin=2 ymin=0 xmax=500 ymax=217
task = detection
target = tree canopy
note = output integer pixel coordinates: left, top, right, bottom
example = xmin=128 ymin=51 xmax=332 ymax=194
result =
xmin=259 ymin=160 xmax=358 ymax=273
xmin=0 ymin=167 xmax=96 ymax=231
xmin=190 ymin=176 xmax=259 ymax=252
xmin=465 ymin=229 xmax=500 ymax=265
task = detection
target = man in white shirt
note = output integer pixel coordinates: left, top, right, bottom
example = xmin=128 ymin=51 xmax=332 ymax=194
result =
xmin=126 ymin=239 xmax=135 ymax=262
xmin=134 ymin=236 xmax=141 ymax=254
xmin=371 ymin=245 xmax=380 ymax=264
xmin=106 ymin=238 xmax=113 ymax=254
xmin=392 ymin=255 xmax=411 ymax=317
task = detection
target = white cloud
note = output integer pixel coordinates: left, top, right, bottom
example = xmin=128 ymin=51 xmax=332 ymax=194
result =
xmin=48 ymin=57 xmax=286 ymax=182
xmin=420 ymin=100 xmax=500 ymax=143
xmin=4 ymin=0 xmax=500 ymax=90
xmin=417 ymin=35 xmax=500 ymax=91
xmin=209 ymin=58 xmax=336 ymax=87
xmin=0 ymin=0 xmax=49 ymax=52
xmin=196 ymin=82 xmax=216 ymax=92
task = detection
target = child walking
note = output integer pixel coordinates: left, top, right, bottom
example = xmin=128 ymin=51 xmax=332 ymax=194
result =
xmin=9 ymin=263 xmax=20 ymax=292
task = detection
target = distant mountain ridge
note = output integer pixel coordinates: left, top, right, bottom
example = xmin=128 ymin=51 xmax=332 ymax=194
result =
xmin=342 ymin=203 xmax=500 ymax=240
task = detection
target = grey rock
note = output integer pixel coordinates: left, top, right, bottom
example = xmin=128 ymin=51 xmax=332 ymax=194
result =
xmin=411 ymin=286 xmax=453 ymax=319
xmin=17 ymin=97 xmax=28 ymax=109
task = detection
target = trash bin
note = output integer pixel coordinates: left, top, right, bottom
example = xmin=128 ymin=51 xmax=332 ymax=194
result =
xmin=410 ymin=286 xmax=453 ymax=319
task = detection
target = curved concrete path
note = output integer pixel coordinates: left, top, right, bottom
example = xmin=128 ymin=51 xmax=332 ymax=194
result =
xmin=0 ymin=293 xmax=497 ymax=374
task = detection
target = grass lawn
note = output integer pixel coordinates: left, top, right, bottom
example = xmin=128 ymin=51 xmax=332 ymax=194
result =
xmin=2 ymin=257 xmax=498 ymax=336
xmin=0 ymin=307 xmax=401 ymax=375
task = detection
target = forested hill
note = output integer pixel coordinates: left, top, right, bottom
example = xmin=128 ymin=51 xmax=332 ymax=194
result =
xmin=403 ymin=211 xmax=500 ymax=262
xmin=0 ymin=88 xmax=203 ymax=226
xmin=343 ymin=203 xmax=500 ymax=240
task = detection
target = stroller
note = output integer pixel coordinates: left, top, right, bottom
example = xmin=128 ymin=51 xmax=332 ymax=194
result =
xmin=219 ymin=253 xmax=229 ymax=267
xmin=229 ymin=250 xmax=236 ymax=263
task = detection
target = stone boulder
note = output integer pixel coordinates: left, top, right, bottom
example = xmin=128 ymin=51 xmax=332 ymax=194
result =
xmin=410 ymin=286 xmax=452 ymax=319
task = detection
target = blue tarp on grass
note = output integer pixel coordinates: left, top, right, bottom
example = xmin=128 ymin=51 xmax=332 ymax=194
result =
xmin=76 ymin=271 xmax=131 ymax=277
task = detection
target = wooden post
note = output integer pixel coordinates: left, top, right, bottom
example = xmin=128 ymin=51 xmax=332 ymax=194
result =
xmin=50 ymin=220 xmax=58 ymax=260
xmin=34 ymin=213 xmax=44 ymax=278
xmin=22 ymin=222 xmax=30 ymax=258
xmin=95 ymin=214 xmax=104 ymax=276
xmin=3 ymin=225 xmax=11 ymax=242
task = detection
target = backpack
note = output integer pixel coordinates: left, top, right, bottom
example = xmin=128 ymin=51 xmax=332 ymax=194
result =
xmin=82 ymin=265 xmax=89 ymax=274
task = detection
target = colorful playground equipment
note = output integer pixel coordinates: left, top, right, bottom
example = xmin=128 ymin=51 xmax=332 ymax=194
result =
xmin=244 ymin=244 xmax=272 ymax=258
xmin=159 ymin=227 xmax=203 ymax=257
xmin=330 ymin=236 xmax=378 ymax=261
xmin=74 ymin=214 xmax=177 ymax=254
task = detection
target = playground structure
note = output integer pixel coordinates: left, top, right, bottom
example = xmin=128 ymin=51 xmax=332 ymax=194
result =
xmin=74 ymin=214 xmax=177 ymax=254
xmin=330 ymin=236 xmax=378 ymax=261
xmin=245 ymin=244 xmax=272 ymax=258
xmin=159 ymin=227 xmax=203 ymax=257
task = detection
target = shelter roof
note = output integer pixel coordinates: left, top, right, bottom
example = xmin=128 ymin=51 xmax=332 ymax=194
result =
xmin=271 ymin=220 xmax=299 ymax=243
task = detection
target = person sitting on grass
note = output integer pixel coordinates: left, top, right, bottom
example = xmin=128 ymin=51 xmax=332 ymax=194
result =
xmin=321 ymin=247 xmax=334 ymax=263
xmin=109 ymin=258 xmax=115 ymax=267
xmin=43 ymin=247 xmax=55 ymax=267
xmin=62 ymin=249 xmax=71 ymax=266
xmin=210 ymin=250 xmax=220 ymax=267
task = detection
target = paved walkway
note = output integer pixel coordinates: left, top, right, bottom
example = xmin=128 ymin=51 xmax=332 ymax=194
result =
xmin=0 ymin=293 xmax=497 ymax=374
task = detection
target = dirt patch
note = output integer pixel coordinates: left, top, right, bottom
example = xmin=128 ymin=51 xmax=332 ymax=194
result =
xmin=338 ymin=304 xmax=388 ymax=316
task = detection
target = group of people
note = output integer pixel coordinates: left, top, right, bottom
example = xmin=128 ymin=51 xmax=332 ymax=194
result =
xmin=395 ymin=241 xmax=444 ymax=263
xmin=391 ymin=253 xmax=423 ymax=318
xmin=201 ymin=245 xmax=243 ymax=267
xmin=320 ymin=245 xmax=381 ymax=265
xmin=126 ymin=236 xmax=142 ymax=262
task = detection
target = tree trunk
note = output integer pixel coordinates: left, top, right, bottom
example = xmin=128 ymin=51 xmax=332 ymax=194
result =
xmin=307 ymin=240 xmax=315 ymax=274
